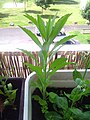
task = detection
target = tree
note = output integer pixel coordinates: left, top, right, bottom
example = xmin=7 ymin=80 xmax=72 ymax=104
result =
xmin=82 ymin=0 xmax=90 ymax=24
xmin=35 ymin=0 xmax=54 ymax=13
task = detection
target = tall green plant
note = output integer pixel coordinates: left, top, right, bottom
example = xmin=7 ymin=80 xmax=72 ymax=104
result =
xmin=19 ymin=13 xmax=75 ymax=119
xmin=20 ymin=13 xmax=75 ymax=97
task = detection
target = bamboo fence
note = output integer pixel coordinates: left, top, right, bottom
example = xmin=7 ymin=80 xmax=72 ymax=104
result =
xmin=0 ymin=51 xmax=90 ymax=78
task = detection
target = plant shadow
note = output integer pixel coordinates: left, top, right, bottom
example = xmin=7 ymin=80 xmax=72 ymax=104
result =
xmin=54 ymin=0 xmax=78 ymax=4
xmin=0 ymin=13 xmax=9 ymax=18
xmin=24 ymin=10 xmax=42 ymax=14
xmin=41 ymin=14 xmax=59 ymax=19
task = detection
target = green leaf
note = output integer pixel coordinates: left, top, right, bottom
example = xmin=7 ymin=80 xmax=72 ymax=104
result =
xmin=70 ymin=86 xmax=82 ymax=102
xmin=75 ymin=78 xmax=83 ymax=86
xmin=83 ymin=111 xmax=90 ymax=120
xmin=48 ymin=92 xmax=68 ymax=110
xmin=49 ymin=13 xmax=71 ymax=44
xmin=56 ymin=96 xmax=68 ymax=110
xmin=70 ymin=108 xmax=90 ymax=120
xmin=0 ymin=89 xmax=4 ymax=95
xmin=51 ymin=35 xmax=76 ymax=52
xmin=4 ymin=85 xmax=7 ymax=92
xmin=10 ymin=89 xmax=17 ymax=100
xmin=70 ymin=108 xmax=83 ymax=115
xmin=48 ymin=58 xmax=71 ymax=79
xmin=7 ymin=83 xmax=12 ymax=90
xmin=82 ymin=87 xmax=90 ymax=96
xmin=4 ymin=99 xmax=10 ymax=106
xmin=24 ymin=14 xmax=37 ymax=26
xmin=85 ymin=79 xmax=90 ymax=85
xmin=64 ymin=92 xmax=71 ymax=99
xmin=70 ymin=108 xmax=83 ymax=119
xmin=33 ymin=95 xmax=47 ymax=106
xmin=45 ymin=111 xmax=63 ymax=120
xmin=19 ymin=49 xmax=39 ymax=64
xmin=33 ymin=95 xmax=48 ymax=113
xmin=49 ymin=92 xmax=57 ymax=99
xmin=73 ymin=69 xmax=83 ymax=81
xmin=46 ymin=17 xmax=52 ymax=41
xmin=0 ymin=76 xmax=5 ymax=82
xmin=46 ymin=13 xmax=58 ymax=42
xmin=37 ymin=15 xmax=46 ymax=40
xmin=49 ymin=45 xmax=63 ymax=63
xmin=51 ymin=12 xmax=58 ymax=26
xmin=48 ymin=92 xmax=58 ymax=103
xmin=30 ymin=80 xmax=43 ymax=91
xmin=49 ymin=57 xmax=67 ymax=70
xmin=24 ymin=63 xmax=43 ymax=80
xmin=19 ymin=26 xmax=42 ymax=48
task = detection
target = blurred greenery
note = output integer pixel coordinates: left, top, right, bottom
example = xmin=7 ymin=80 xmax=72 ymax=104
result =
xmin=0 ymin=0 xmax=88 ymax=27
xmin=69 ymin=31 xmax=90 ymax=44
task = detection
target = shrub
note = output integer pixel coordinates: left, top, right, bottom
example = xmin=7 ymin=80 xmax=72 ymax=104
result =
xmin=35 ymin=0 xmax=54 ymax=10
xmin=82 ymin=1 xmax=90 ymax=24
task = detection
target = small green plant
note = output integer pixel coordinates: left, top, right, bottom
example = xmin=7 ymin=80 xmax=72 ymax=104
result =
xmin=44 ymin=51 xmax=90 ymax=120
xmin=0 ymin=76 xmax=17 ymax=111
xmin=20 ymin=13 xmax=76 ymax=119
xmin=45 ymin=68 xmax=90 ymax=120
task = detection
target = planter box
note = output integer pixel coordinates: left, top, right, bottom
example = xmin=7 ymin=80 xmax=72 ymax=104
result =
xmin=0 ymin=77 xmax=25 ymax=120
xmin=23 ymin=70 xmax=90 ymax=120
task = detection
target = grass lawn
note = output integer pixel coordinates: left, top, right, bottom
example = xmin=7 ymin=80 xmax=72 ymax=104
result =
xmin=0 ymin=0 xmax=90 ymax=44
xmin=69 ymin=31 xmax=90 ymax=44
xmin=0 ymin=0 xmax=88 ymax=27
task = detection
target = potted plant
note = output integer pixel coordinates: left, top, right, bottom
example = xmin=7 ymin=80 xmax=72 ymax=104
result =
xmin=19 ymin=14 xmax=90 ymax=120
xmin=0 ymin=76 xmax=25 ymax=120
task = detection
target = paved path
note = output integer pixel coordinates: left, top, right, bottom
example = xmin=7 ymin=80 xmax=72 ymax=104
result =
xmin=3 ymin=2 xmax=24 ymax=8
xmin=64 ymin=24 xmax=90 ymax=32
xmin=0 ymin=26 xmax=37 ymax=51
xmin=0 ymin=25 xmax=90 ymax=51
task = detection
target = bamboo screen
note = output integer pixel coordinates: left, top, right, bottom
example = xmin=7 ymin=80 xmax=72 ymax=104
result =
xmin=0 ymin=51 xmax=89 ymax=78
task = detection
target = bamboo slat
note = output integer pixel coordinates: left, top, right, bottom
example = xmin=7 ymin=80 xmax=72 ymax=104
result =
xmin=0 ymin=51 xmax=89 ymax=78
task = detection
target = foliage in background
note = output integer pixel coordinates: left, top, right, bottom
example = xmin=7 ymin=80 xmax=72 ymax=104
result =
xmin=0 ymin=0 xmax=87 ymax=28
xmin=69 ymin=31 xmax=90 ymax=44
xmin=81 ymin=0 xmax=90 ymax=24
xmin=0 ymin=0 xmax=90 ymax=44
xmin=35 ymin=0 xmax=54 ymax=12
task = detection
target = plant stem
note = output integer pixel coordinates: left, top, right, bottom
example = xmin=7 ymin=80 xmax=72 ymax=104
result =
xmin=83 ymin=53 xmax=90 ymax=79
xmin=83 ymin=67 xmax=87 ymax=79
